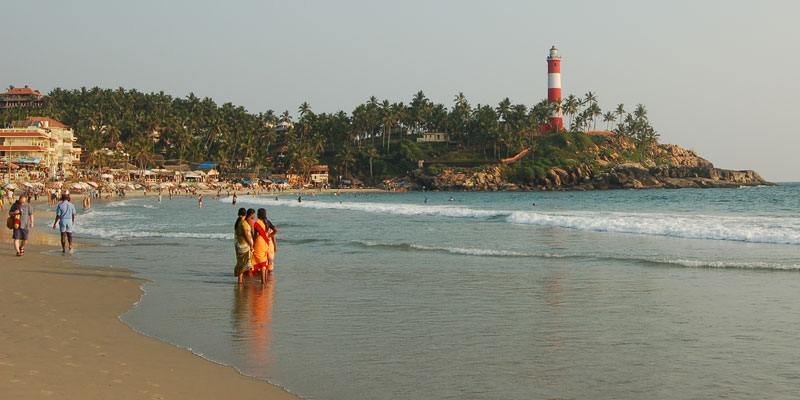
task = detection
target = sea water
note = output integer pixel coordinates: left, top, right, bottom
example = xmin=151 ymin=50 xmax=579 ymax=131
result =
xmin=65 ymin=184 xmax=800 ymax=399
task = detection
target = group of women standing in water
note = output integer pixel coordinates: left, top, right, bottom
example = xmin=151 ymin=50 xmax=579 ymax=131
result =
xmin=234 ymin=207 xmax=278 ymax=284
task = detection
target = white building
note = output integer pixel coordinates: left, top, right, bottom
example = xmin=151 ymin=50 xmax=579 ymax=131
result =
xmin=0 ymin=117 xmax=79 ymax=172
xmin=416 ymin=131 xmax=449 ymax=143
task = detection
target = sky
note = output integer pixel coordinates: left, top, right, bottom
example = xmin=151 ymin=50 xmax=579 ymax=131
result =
xmin=3 ymin=0 xmax=799 ymax=181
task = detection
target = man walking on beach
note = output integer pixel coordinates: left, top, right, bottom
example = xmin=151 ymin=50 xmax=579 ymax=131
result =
xmin=53 ymin=193 xmax=77 ymax=253
xmin=8 ymin=194 xmax=33 ymax=257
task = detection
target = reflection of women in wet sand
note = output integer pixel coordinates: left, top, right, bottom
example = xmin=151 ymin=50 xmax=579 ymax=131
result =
xmin=232 ymin=278 xmax=276 ymax=364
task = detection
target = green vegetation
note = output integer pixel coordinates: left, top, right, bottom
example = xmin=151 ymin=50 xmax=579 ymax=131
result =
xmin=0 ymin=87 xmax=661 ymax=184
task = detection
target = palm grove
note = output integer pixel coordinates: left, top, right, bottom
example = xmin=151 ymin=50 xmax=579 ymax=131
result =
xmin=1 ymin=86 xmax=659 ymax=185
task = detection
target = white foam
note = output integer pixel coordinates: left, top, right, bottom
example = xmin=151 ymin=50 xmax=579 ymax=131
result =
xmin=354 ymin=240 xmax=562 ymax=258
xmin=239 ymin=197 xmax=800 ymax=245
xmin=235 ymin=197 xmax=505 ymax=219
xmin=75 ymin=226 xmax=232 ymax=241
xmin=506 ymin=211 xmax=800 ymax=245
xmin=661 ymin=258 xmax=800 ymax=270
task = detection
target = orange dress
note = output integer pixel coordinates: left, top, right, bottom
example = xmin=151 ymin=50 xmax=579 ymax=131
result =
xmin=251 ymin=220 xmax=272 ymax=272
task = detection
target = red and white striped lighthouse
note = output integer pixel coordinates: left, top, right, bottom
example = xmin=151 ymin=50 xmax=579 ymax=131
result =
xmin=547 ymin=45 xmax=564 ymax=130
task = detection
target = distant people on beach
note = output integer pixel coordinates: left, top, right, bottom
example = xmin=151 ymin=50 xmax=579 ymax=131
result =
xmin=234 ymin=208 xmax=255 ymax=284
xmin=198 ymin=194 xmax=203 ymax=208
xmin=83 ymin=195 xmax=91 ymax=210
xmin=232 ymin=193 xmax=238 ymax=205
xmin=8 ymin=194 xmax=33 ymax=257
xmin=0 ymin=188 xmax=5 ymax=212
xmin=53 ymin=194 xmax=77 ymax=254
xmin=298 ymin=195 xmax=302 ymax=203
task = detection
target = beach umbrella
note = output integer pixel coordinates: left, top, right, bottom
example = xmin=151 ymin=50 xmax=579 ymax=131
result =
xmin=33 ymin=182 xmax=45 ymax=187
xmin=126 ymin=183 xmax=136 ymax=190
xmin=100 ymin=173 xmax=114 ymax=180
xmin=3 ymin=183 xmax=16 ymax=190
xmin=23 ymin=182 xmax=34 ymax=188
xmin=87 ymin=181 xmax=99 ymax=188
xmin=179 ymin=182 xmax=188 ymax=187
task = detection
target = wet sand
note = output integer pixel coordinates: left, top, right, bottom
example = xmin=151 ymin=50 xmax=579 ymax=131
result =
xmin=0 ymin=231 xmax=300 ymax=399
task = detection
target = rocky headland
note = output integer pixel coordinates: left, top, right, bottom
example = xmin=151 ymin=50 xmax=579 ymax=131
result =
xmin=406 ymin=134 xmax=773 ymax=191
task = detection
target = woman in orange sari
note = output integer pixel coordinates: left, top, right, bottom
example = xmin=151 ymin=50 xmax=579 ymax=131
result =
xmin=252 ymin=208 xmax=278 ymax=283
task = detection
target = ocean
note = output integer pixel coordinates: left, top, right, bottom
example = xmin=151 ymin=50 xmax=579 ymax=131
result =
xmin=62 ymin=184 xmax=800 ymax=399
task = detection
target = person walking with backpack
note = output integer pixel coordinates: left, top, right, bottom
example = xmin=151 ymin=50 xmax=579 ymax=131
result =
xmin=8 ymin=194 xmax=34 ymax=256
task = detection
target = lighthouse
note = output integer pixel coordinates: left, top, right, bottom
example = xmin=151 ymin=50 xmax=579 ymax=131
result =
xmin=547 ymin=45 xmax=564 ymax=130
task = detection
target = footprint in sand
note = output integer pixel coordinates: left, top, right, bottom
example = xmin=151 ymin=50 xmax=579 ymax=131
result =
xmin=29 ymin=370 xmax=40 ymax=375
xmin=65 ymin=362 xmax=79 ymax=367
xmin=97 ymin=352 xmax=107 ymax=357
xmin=99 ymin=369 xmax=110 ymax=374
xmin=40 ymin=390 xmax=54 ymax=396
xmin=112 ymin=379 xmax=123 ymax=384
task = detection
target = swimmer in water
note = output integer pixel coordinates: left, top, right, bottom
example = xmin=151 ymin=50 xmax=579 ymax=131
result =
xmin=449 ymin=196 xmax=454 ymax=201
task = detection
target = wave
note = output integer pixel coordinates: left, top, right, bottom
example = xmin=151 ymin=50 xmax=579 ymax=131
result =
xmin=353 ymin=241 xmax=800 ymax=270
xmin=506 ymin=211 xmax=800 ymax=245
xmin=353 ymin=240 xmax=564 ymax=258
xmin=234 ymin=197 xmax=505 ymax=219
xmin=235 ymin=198 xmax=800 ymax=245
xmin=75 ymin=226 xmax=232 ymax=241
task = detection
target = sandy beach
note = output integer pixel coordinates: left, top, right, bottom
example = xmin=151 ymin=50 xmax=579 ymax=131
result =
xmin=0 ymin=228 xmax=300 ymax=399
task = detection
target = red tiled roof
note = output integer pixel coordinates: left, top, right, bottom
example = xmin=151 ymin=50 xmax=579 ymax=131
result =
xmin=3 ymin=87 xmax=42 ymax=96
xmin=27 ymin=117 xmax=70 ymax=129
xmin=0 ymin=131 xmax=50 ymax=138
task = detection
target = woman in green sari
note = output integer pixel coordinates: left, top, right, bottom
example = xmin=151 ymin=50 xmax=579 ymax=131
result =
xmin=234 ymin=208 xmax=256 ymax=283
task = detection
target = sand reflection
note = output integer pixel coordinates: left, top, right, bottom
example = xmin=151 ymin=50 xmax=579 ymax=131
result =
xmin=232 ymin=278 xmax=276 ymax=365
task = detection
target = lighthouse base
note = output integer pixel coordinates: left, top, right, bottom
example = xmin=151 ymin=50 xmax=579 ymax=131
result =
xmin=547 ymin=117 xmax=564 ymax=132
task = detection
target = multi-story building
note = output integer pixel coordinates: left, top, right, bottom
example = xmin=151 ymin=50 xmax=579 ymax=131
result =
xmin=1 ymin=86 xmax=44 ymax=109
xmin=0 ymin=117 xmax=79 ymax=172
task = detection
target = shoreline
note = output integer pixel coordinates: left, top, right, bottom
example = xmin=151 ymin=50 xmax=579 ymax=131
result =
xmin=0 ymin=213 xmax=301 ymax=398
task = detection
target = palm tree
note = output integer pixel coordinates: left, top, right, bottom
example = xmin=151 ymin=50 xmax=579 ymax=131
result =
xmin=584 ymin=92 xmax=597 ymax=107
xmin=602 ymin=111 xmax=616 ymax=131
xmin=614 ymin=104 xmax=626 ymax=131
xmin=564 ymin=94 xmax=580 ymax=130
xmin=298 ymin=102 xmax=312 ymax=118
xmin=335 ymin=147 xmax=356 ymax=179
xmin=280 ymin=110 xmax=292 ymax=124
xmin=364 ymin=146 xmax=379 ymax=184
xmin=633 ymin=104 xmax=647 ymax=121
xmin=589 ymin=103 xmax=602 ymax=131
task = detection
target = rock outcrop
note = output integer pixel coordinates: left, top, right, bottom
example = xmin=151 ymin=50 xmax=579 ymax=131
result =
xmin=415 ymin=140 xmax=773 ymax=191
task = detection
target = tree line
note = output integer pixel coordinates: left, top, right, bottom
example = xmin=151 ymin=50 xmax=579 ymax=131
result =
xmin=0 ymin=86 xmax=658 ymax=180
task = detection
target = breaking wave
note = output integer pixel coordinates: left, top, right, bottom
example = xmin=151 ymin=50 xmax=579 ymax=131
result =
xmin=237 ymin=198 xmax=800 ymax=245
xmin=352 ymin=241 xmax=800 ymax=270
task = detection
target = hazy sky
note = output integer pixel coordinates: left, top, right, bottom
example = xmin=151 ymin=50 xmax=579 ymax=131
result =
xmin=3 ymin=0 xmax=799 ymax=181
